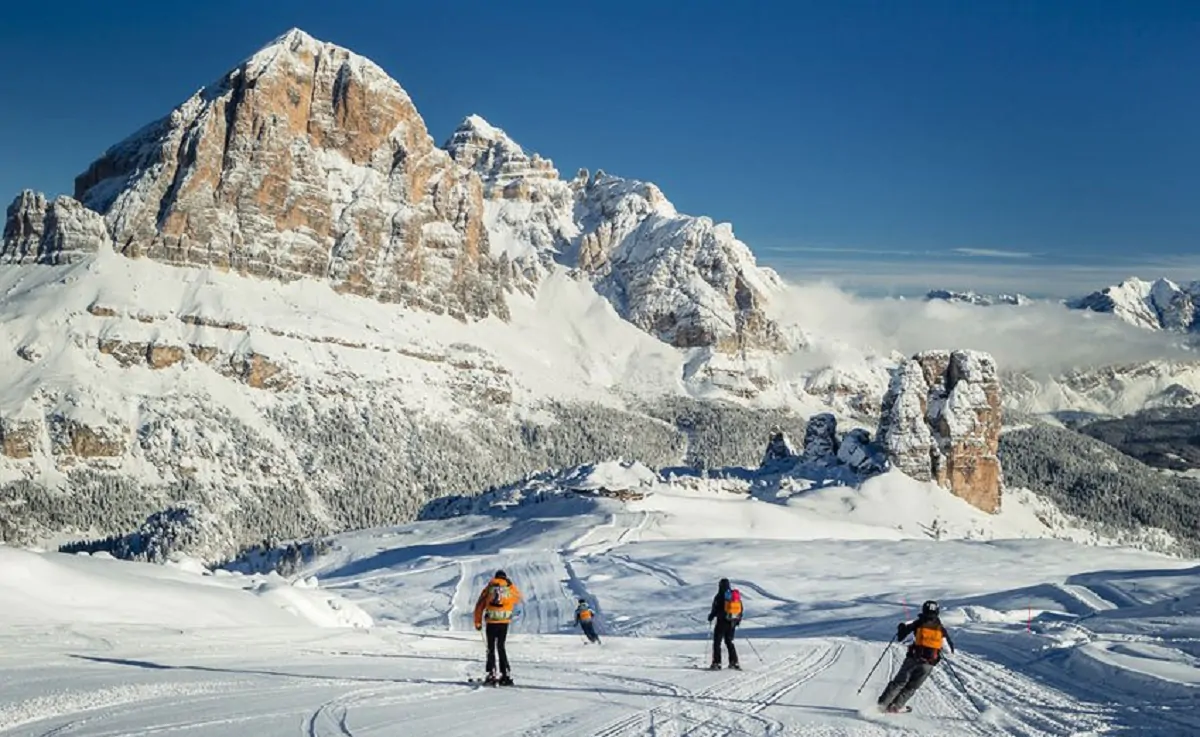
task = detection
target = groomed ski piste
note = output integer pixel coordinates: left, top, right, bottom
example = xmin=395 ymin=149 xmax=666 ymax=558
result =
xmin=2 ymin=461 xmax=1198 ymax=736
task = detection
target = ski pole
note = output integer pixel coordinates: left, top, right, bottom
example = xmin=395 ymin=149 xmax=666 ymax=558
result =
xmin=942 ymin=656 xmax=987 ymax=714
xmin=856 ymin=640 xmax=893 ymax=694
xmin=744 ymin=634 xmax=765 ymax=664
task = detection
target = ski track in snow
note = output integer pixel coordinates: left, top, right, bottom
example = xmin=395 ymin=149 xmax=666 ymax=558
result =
xmin=4 ymin=482 xmax=1198 ymax=736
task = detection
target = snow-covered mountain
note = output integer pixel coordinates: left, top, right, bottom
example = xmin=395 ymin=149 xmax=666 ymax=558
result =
xmin=0 ymin=29 xmax=838 ymax=555
xmin=925 ymin=289 xmax=1030 ymax=307
xmin=443 ymin=114 xmax=786 ymax=352
xmin=1067 ymin=277 xmax=1200 ymax=332
xmin=2 ymin=28 xmax=1198 ymax=557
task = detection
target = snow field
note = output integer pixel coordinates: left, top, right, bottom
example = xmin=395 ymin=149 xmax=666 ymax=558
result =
xmin=1 ymin=470 xmax=1197 ymax=735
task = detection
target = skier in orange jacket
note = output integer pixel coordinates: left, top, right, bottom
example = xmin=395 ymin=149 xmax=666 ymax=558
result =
xmin=473 ymin=570 xmax=522 ymax=685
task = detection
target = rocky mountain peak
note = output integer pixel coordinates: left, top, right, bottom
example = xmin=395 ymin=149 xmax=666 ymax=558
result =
xmin=67 ymin=28 xmax=509 ymax=321
xmin=877 ymin=349 xmax=1003 ymax=513
xmin=444 ymin=115 xmax=561 ymax=202
xmin=1067 ymin=277 xmax=1200 ymax=333
xmin=443 ymin=115 xmax=785 ymax=352
xmin=2 ymin=190 xmax=112 ymax=264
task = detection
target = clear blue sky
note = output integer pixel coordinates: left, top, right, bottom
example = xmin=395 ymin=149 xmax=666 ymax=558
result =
xmin=2 ymin=0 xmax=1198 ymax=291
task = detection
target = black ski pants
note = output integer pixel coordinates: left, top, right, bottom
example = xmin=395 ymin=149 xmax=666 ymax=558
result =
xmin=581 ymin=620 xmax=600 ymax=643
xmin=485 ymin=622 xmax=510 ymax=675
xmin=712 ymin=620 xmax=738 ymax=665
xmin=878 ymin=654 xmax=935 ymax=709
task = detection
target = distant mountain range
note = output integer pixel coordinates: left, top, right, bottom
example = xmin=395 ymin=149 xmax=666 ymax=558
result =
xmin=925 ymin=278 xmax=1200 ymax=334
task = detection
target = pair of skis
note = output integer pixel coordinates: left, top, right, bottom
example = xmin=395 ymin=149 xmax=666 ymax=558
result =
xmin=467 ymin=676 xmax=515 ymax=687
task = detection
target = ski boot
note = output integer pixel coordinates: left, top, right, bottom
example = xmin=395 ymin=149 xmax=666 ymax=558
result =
xmin=708 ymin=662 xmax=722 ymax=670
xmin=498 ymin=674 xmax=514 ymax=686
xmin=483 ymin=672 xmax=499 ymax=687
xmin=729 ymin=663 xmax=742 ymax=670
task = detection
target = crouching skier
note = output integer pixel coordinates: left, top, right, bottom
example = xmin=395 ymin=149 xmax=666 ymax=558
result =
xmin=474 ymin=569 xmax=522 ymax=686
xmin=575 ymin=598 xmax=601 ymax=644
xmin=878 ymin=600 xmax=955 ymax=713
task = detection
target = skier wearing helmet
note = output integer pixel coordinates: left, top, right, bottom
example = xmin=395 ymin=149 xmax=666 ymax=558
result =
xmin=877 ymin=600 xmax=956 ymax=713
xmin=574 ymin=598 xmax=601 ymax=644
xmin=706 ymin=578 xmax=743 ymax=670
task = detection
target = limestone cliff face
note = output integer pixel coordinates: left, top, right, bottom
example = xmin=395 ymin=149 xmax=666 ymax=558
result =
xmin=2 ymin=191 xmax=111 ymax=264
xmin=71 ymin=29 xmax=508 ymax=321
xmin=877 ymin=350 xmax=1003 ymax=513
xmin=445 ymin=115 xmax=784 ymax=351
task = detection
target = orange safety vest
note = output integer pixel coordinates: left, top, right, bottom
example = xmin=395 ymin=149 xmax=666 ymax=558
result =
xmin=913 ymin=623 xmax=944 ymax=651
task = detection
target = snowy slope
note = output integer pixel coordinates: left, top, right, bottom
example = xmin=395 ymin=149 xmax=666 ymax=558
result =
xmin=0 ymin=545 xmax=370 ymax=630
xmin=2 ymin=465 xmax=1197 ymax=736
xmin=0 ymin=247 xmax=853 ymax=553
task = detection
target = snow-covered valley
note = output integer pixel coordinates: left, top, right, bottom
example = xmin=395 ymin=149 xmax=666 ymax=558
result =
xmin=3 ymin=464 xmax=1197 ymax=736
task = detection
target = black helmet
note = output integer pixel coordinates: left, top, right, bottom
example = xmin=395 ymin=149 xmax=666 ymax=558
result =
xmin=578 ymin=598 xmax=587 ymax=604
xmin=719 ymin=578 xmax=730 ymax=590
xmin=922 ymin=600 xmax=939 ymax=615
xmin=494 ymin=570 xmax=507 ymax=579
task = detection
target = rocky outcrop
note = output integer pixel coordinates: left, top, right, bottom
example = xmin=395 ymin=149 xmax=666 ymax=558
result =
xmin=95 ymin=334 xmax=290 ymax=389
xmin=836 ymin=428 xmax=883 ymax=474
xmin=148 ymin=345 xmax=187 ymax=370
xmin=0 ymin=417 xmax=41 ymax=458
xmin=50 ymin=417 xmax=126 ymax=458
xmin=72 ymin=29 xmax=508 ymax=321
xmin=444 ymin=116 xmax=785 ymax=352
xmin=800 ymin=414 xmax=838 ymax=465
xmin=2 ymin=191 xmax=111 ymax=264
xmin=761 ymin=428 xmax=798 ymax=468
xmin=877 ymin=361 xmax=936 ymax=480
xmin=877 ymin=350 xmax=1003 ymax=513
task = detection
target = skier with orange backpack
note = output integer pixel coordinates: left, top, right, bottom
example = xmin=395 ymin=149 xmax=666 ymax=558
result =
xmin=473 ymin=570 xmax=522 ymax=686
xmin=707 ymin=578 xmax=742 ymax=670
xmin=877 ymin=600 xmax=956 ymax=712
xmin=575 ymin=598 xmax=601 ymax=644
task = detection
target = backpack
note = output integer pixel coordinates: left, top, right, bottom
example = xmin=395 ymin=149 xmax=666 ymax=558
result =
xmin=724 ymin=588 xmax=743 ymax=622
xmin=488 ymin=581 xmax=510 ymax=607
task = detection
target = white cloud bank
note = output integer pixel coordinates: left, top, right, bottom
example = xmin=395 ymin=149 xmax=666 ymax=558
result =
xmin=771 ymin=280 xmax=1192 ymax=377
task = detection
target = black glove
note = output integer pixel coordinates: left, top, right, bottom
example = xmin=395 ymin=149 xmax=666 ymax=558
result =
xmin=895 ymin=622 xmax=906 ymax=641
xmin=707 ymin=615 xmax=714 ymax=623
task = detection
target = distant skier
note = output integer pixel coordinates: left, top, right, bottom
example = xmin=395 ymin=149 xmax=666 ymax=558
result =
xmin=878 ymin=600 xmax=956 ymax=713
xmin=575 ymin=598 xmax=601 ymax=644
xmin=474 ymin=569 xmax=523 ymax=686
xmin=707 ymin=578 xmax=742 ymax=670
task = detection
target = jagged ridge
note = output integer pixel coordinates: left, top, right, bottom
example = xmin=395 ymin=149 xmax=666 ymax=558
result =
xmin=444 ymin=114 xmax=787 ymax=352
